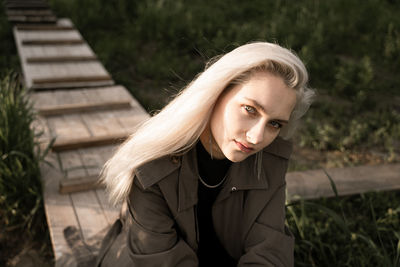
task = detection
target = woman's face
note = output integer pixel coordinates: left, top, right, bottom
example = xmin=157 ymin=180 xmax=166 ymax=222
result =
xmin=207 ymin=71 xmax=297 ymax=162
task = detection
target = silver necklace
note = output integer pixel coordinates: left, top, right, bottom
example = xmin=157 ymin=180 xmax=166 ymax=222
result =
xmin=198 ymin=174 xmax=227 ymax=188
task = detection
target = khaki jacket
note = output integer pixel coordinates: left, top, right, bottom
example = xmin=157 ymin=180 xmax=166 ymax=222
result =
xmin=97 ymin=137 xmax=294 ymax=266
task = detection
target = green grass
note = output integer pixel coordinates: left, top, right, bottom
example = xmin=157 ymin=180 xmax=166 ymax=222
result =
xmin=0 ymin=72 xmax=53 ymax=265
xmin=287 ymin=191 xmax=400 ymax=266
xmin=47 ymin=0 xmax=400 ymax=160
xmin=0 ymin=4 xmax=19 ymax=76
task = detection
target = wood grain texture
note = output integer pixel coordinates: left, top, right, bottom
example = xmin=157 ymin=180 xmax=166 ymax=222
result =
xmin=286 ymin=163 xmax=400 ymax=201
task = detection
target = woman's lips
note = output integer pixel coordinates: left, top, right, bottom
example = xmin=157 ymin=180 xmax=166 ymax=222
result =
xmin=235 ymin=140 xmax=254 ymax=153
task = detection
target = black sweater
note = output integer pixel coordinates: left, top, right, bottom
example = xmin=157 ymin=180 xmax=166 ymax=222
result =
xmin=196 ymin=141 xmax=237 ymax=266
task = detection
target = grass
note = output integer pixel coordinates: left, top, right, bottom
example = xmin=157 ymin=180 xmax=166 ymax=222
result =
xmin=287 ymin=191 xmax=400 ymax=266
xmin=47 ymin=0 xmax=400 ymax=167
xmin=0 ymin=72 xmax=53 ymax=266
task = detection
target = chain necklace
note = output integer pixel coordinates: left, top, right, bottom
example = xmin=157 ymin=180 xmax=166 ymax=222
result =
xmin=198 ymin=173 xmax=227 ymax=189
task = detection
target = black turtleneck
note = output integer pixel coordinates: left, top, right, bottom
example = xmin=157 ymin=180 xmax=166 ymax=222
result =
xmin=196 ymin=141 xmax=237 ymax=266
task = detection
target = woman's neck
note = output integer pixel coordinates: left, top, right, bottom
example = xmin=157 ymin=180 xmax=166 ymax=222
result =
xmin=199 ymin=125 xmax=225 ymax=159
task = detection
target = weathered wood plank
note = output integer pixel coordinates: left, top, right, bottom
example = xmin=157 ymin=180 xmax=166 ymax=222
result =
xmin=81 ymin=111 xmax=127 ymax=137
xmin=286 ymin=163 xmax=400 ymax=201
xmin=22 ymin=44 xmax=94 ymax=58
xmin=22 ymin=39 xmax=84 ymax=45
xmin=32 ymin=74 xmax=112 ymax=84
xmin=47 ymin=114 xmax=91 ymax=144
xmin=26 ymin=55 xmax=97 ymax=63
xmin=112 ymin=108 xmax=149 ymax=134
xmin=70 ymin=190 xmax=110 ymax=241
xmin=59 ymin=175 xmax=102 ymax=194
xmin=58 ymin=150 xmax=87 ymax=179
xmin=19 ymin=29 xmax=82 ymax=41
xmin=38 ymin=101 xmax=132 ymax=116
xmin=52 ymin=133 xmax=127 ymax=152
xmin=58 ymin=150 xmax=110 ymax=238
xmin=16 ymin=25 xmax=74 ymax=31
xmin=95 ymin=189 xmax=120 ymax=225
xmin=40 ymin=152 xmax=79 ymax=263
xmin=7 ymin=9 xmax=53 ymax=16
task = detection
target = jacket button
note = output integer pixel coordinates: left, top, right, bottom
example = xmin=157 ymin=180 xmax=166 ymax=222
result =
xmin=231 ymin=187 xmax=237 ymax=191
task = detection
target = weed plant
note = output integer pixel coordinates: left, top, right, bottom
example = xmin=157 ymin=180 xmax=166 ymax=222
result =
xmin=0 ymin=73 xmax=52 ymax=265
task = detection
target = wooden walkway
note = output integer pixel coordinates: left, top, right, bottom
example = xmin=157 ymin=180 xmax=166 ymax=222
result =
xmin=4 ymin=0 xmax=400 ymax=265
xmin=5 ymin=0 xmax=148 ymax=264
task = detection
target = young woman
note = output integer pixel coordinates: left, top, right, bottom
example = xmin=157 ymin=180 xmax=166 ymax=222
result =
xmin=96 ymin=42 xmax=315 ymax=266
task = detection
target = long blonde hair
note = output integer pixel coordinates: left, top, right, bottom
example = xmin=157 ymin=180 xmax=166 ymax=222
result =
xmin=101 ymin=42 xmax=315 ymax=204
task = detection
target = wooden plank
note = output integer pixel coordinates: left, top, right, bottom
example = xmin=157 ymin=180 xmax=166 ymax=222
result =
xmin=69 ymin=190 xmax=110 ymax=241
xmin=22 ymin=44 xmax=93 ymax=59
xmin=95 ymin=189 xmax=120 ymax=225
xmin=39 ymin=152 xmax=79 ymax=263
xmin=6 ymin=9 xmax=53 ymax=16
xmin=52 ymin=133 xmax=128 ymax=152
xmin=59 ymin=175 xmax=102 ymax=194
xmin=58 ymin=149 xmax=110 ymax=241
xmin=22 ymin=39 xmax=84 ymax=45
xmin=22 ymin=44 xmax=94 ymax=58
xmin=286 ymin=163 xmax=400 ymax=201
xmin=16 ymin=25 xmax=74 ymax=31
xmin=113 ymin=109 xmax=149 ymax=134
xmin=8 ymin=15 xmax=57 ymax=23
xmin=58 ymin=150 xmax=86 ymax=179
xmin=81 ymin=111 xmax=127 ymax=137
xmin=38 ymin=101 xmax=132 ymax=116
xmin=31 ymin=79 xmax=115 ymax=90
xmin=59 ymin=145 xmax=110 ymax=194
xmin=31 ymin=86 xmax=133 ymax=111
xmin=32 ymin=74 xmax=112 ymax=84
xmin=6 ymin=4 xmax=49 ymax=9
xmin=47 ymin=114 xmax=91 ymax=144
xmin=27 ymin=55 xmax=97 ymax=63
xmin=19 ymin=29 xmax=82 ymax=41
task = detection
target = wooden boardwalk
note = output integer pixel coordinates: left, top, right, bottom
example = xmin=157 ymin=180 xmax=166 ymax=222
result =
xmin=5 ymin=0 xmax=400 ymax=265
xmin=6 ymin=1 xmax=148 ymax=264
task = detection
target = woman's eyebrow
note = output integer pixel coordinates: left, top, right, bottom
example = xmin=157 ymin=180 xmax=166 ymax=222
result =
xmin=244 ymin=97 xmax=267 ymax=113
xmin=244 ymin=97 xmax=289 ymax=124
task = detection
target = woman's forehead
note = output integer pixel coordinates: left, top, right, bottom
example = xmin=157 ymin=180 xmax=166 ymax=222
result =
xmin=233 ymin=73 xmax=297 ymax=118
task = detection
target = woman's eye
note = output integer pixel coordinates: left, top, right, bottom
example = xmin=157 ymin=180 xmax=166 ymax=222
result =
xmin=269 ymin=121 xmax=282 ymax=129
xmin=244 ymin=105 xmax=256 ymax=114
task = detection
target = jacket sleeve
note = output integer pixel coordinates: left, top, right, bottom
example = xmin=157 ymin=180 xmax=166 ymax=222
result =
xmin=238 ymin=183 xmax=294 ymax=267
xmin=125 ymin=178 xmax=198 ymax=266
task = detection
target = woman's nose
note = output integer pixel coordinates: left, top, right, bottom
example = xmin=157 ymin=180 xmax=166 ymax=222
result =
xmin=246 ymin=121 xmax=264 ymax=144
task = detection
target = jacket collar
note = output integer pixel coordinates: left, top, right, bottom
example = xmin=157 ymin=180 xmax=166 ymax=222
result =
xmin=136 ymin=137 xmax=292 ymax=212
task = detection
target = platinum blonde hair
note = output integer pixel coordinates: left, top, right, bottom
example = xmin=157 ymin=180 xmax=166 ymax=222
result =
xmin=101 ymin=42 xmax=315 ymax=204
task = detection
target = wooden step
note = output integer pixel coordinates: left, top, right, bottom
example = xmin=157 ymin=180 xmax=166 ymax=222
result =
xmin=44 ymin=109 xmax=148 ymax=151
xmin=6 ymin=3 xmax=49 ymax=9
xmin=22 ymin=39 xmax=84 ymax=45
xmin=26 ymin=55 xmax=98 ymax=63
xmin=31 ymin=86 xmax=135 ymax=111
xmin=7 ymin=9 xmax=53 ymax=16
xmin=16 ymin=25 xmax=75 ymax=31
xmin=52 ymin=133 xmax=128 ymax=152
xmin=8 ymin=15 xmax=57 ymax=23
xmin=286 ymin=163 xmax=400 ymax=201
xmin=33 ymin=75 xmax=112 ymax=85
xmin=38 ymin=101 xmax=132 ymax=116
xmin=59 ymin=175 xmax=103 ymax=194
xmin=21 ymin=44 xmax=96 ymax=62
